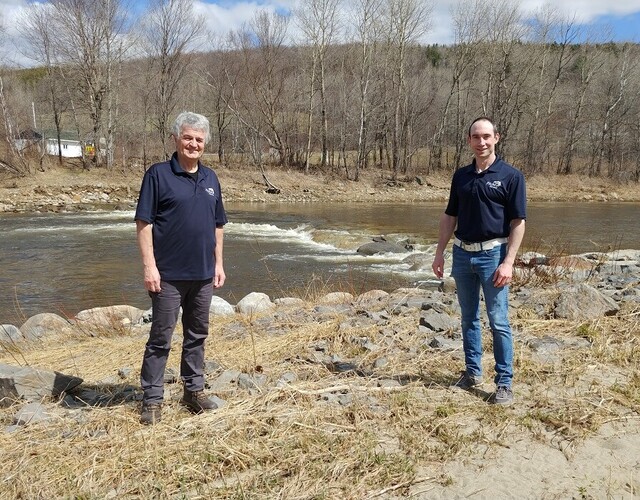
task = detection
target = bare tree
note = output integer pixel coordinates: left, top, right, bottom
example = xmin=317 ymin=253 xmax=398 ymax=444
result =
xmin=139 ymin=0 xmax=204 ymax=159
xmin=557 ymin=42 xmax=605 ymax=175
xmin=380 ymin=0 xmax=432 ymax=179
xmin=48 ymin=0 xmax=128 ymax=169
xmin=4 ymin=0 xmax=640 ymax=185
xmin=347 ymin=0 xmax=383 ymax=180
xmin=17 ymin=4 xmax=69 ymax=166
xmin=296 ymin=0 xmax=342 ymax=172
xmin=0 ymin=12 xmax=6 ymax=62
xmin=634 ymin=109 xmax=640 ymax=181
xmin=475 ymin=0 xmax=530 ymax=157
xmin=228 ymin=11 xmax=292 ymax=167
xmin=429 ymin=0 xmax=484 ymax=171
xmin=521 ymin=6 xmax=579 ymax=174
xmin=588 ymin=44 xmax=634 ymax=178
xmin=0 ymin=75 xmax=32 ymax=175
xmin=203 ymin=36 xmax=235 ymax=165
xmin=0 ymin=76 xmax=16 ymax=153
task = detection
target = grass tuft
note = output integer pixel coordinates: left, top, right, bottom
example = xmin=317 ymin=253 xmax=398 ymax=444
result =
xmin=0 ymin=294 xmax=638 ymax=497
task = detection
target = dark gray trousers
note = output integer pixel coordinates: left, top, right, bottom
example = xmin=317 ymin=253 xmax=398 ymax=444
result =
xmin=140 ymin=279 xmax=213 ymax=404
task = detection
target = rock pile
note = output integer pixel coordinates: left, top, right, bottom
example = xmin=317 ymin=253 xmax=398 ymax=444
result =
xmin=1 ymin=249 xmax=638 ymax=431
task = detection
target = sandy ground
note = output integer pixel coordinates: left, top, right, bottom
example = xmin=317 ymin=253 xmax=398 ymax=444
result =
xmin=413 ymin=420 xmax=639 ymax=499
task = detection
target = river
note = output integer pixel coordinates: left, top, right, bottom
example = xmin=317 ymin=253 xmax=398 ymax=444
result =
xmin=1 ymin=201 xmax=638 ymax=325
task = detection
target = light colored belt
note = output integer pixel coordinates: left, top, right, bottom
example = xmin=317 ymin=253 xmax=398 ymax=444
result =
xmin=453 ymin=237 xmax=508 ymax=252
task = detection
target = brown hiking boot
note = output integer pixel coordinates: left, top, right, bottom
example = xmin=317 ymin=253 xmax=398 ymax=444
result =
xmin=140 ymin=403 xmax=162 ymax=425
xmin=180 ymin=390 xmax=218 ymax=414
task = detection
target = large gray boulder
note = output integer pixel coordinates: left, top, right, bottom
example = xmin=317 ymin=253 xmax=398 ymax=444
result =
xmin=210 ymin=296 xmax=235 ymax=316
xmin=357 ymin=241 xmax=411 ymax=255
xmin=274 ymin=297 xmax=306 ymax=308
xmin=554 ymin=284 xmax=619 ymax=320
xmin=0 ymin=325 xmax=23 ymax=343
xmin=403 ymin=253 xmax=433 ymax=271
xmin=208 ymin=369 xmax=242 ymax=393
xmin=14 ymin=402 xmax=53 ymax=426
xmin=75 ymin=305 xmax=146 ymax=328
xmin=236 ymin=292 xmax=275 ymax=316
xmin=519 ymin=252 xmax=549 ymax=266
xmin=419 ymin=310 xmax=459 ymax=333
xmin=354 ymin=289 xmax=389 ymax=307
xmin=0 ymin=363 xmax=83 ymax=405
xmin=318 ymin=292 xmax=354 ymax=304
xmin=20 ymin=313 xmax=72 ymax=340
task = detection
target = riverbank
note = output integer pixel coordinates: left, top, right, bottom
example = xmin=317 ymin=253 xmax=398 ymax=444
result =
xmin=1 ymin=163 xmax=639 ymax=212
xmin=1 ymin=249 xmax=639 ymax=498
xmin=1 ymin=164 xmax=638 ymax=498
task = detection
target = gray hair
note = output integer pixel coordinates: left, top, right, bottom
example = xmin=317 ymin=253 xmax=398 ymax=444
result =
xmin=172 ymin=111 xmax=211 ymax=144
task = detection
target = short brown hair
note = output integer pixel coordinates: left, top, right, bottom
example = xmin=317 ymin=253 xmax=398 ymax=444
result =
xmin=468 ymin=117 xmax=498 ymax=137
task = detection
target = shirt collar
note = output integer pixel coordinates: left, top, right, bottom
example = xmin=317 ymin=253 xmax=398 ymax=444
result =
xmin=470 ymin=156 xmax=503 ymax=173
xmin=170 ymin=152 xmax=206 ymax=178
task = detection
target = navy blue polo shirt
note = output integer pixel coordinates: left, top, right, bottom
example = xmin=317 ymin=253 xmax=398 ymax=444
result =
xmin=445 ymin=156 xmax=526 ymax=243
xmin=134 ymin=153 xmax=228 ymax=281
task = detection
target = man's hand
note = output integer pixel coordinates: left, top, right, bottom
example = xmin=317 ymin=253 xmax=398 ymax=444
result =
xmin=493 ymin=262 xmax=513 ymax=288
xmin=143 ymin=264 xmax=162 ymax=292
xmin=432 ymin=214 xmax=456 ymax=280
xmin=432 ymin=254 xmax=445 ymax=279
xmin=214 ymin=263 xmax=226 ymax=288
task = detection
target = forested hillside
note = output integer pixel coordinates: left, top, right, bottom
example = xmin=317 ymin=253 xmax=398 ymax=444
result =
xmin=1 ymin=0 xmax=638 ymax=183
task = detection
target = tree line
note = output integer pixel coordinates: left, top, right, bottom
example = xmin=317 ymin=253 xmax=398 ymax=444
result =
xmin=0 ymin=0 xmax=639 ymax=183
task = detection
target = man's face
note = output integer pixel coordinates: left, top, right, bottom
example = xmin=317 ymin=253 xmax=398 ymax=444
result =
xmin=174 ymin=126 xmax=206 ymax=164
xmin=467 ymin=120 xmax=499 ymax=160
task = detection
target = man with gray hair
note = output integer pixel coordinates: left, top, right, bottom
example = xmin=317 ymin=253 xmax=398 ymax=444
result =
xmin=135 ymin=111 xmax=227 ymax=424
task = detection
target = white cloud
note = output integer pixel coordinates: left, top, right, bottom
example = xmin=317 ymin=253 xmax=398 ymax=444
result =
xmin=431 ymin=0 xmax=640 ymax=23
xmin=420 ymin=0 xmax=640 ymax=44
xmin=194 ymin=1 xmax=260 ymax=32
xmin=193 ymin=0 xmax=296 ymax=29
xmin=0 ymin=0 xmax=29 ymax=33
xmin=535 ymin=0 xmax=640 ymax=20
xmin=0 ymin=0 xmax=34 ymax=66
xmin=2 ymin=0 xmax=640 ymax=67
xmin=193 ymin=0 xmax=301 ymax=46
xmin=190 ymin=0 xmax=640 ymax=46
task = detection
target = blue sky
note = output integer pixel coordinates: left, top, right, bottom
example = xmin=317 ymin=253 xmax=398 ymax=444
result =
xmin=593 ymin=11 xmax=640 ymax=41
xmin=1 ymin=0 xmax=639 ymax=67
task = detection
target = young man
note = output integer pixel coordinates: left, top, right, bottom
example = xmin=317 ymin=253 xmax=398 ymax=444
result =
xmin=135 ymin=111 xmax=227 ymax=424
xmin=432 ymin=117 xmax=526 ymax=405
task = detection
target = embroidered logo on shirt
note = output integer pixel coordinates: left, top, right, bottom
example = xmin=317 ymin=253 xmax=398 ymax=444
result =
xmin=486 ymin=180 xmax=502 ymax=189
xmin=205 ymin=187 xmax=216 ymax=197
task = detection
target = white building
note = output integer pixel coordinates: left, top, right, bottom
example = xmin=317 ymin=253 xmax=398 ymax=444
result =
xmin=44 ymin=137 xmax=83 ymax=158
xmin=15 ymin=129 xmax=84 ymax=158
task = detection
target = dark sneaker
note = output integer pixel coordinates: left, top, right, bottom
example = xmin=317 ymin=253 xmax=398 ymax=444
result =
xmin=140 ymin=403 xmax=162 ymax=425
xmin=453 ymin=371 xmax=483 ymax=390
xmin=493 ymin=386 xmax=514 ymax=405
xmin=181 ymin=390 xmax=218 ymax=414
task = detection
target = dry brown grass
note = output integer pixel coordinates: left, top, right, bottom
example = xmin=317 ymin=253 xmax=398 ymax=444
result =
xmin=513 ymin=302 xmax=640 ymax=451
xmin=0 ymin=294 xmax=638 ymax=498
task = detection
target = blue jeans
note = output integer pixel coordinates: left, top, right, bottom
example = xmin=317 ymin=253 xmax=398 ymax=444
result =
xmin=451 ymin=244 xmax=513 ymax=387
xmin=141 ymin=279 xmax=214 ymax=404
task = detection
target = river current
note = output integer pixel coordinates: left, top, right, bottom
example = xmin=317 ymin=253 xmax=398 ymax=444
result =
xmin=1 ymin=201 xmax=638 ymax=324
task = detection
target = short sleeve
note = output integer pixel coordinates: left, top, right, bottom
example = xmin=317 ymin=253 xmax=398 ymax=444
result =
xmin=134 ymin=169 xmax=158 ymax=224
